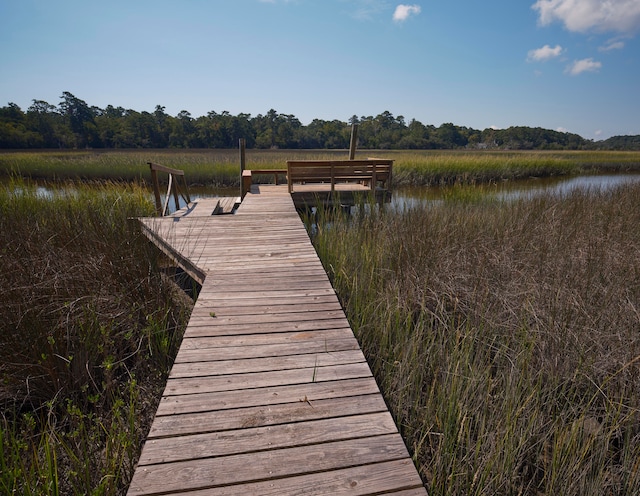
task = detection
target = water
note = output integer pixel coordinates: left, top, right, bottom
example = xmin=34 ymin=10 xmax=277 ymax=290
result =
xmin=5 ymin=174 xmax=640 ymax=213
xmin=391 ymin=173 xmax=640 ymax=210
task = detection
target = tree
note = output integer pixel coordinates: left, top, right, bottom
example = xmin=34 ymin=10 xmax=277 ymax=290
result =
xmin=27 ymin=100 xmax=60 ymax=147
xmin=58 ymin=92 xmax=98 ymax=147
xmin=436 ymin=123 xmax=467 ymax=148
xmin=0 ymin=103 xmax=31 ymax=147
xmin=169 ymin=110 xmax=197 ymax=148
xmin=1 ymin=93 xmax=597 ymax=150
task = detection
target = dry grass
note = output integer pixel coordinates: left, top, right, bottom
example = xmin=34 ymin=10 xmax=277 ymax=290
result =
xmin=312 ymin=183 xmax=640 ymax=495
xmin=0 ymin=180 xmax=192 ymax=495
xmin=2 ymin=149 xmax=640 ymax=188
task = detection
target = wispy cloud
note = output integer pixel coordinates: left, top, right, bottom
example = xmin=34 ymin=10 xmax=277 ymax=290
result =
xmin=599 ymin=39 xmax=626 ymax=51
xmin=566 ymin=58 xmax=602 ymax=75
xmin=344 ymin=0 xmax=389 ymax=21
xmin=393 ymin=4 xmax=421 ymax=23
xmin=532 ymin=0 xmax=640 ymax=34
xmin=527 ymin=44 xmax=563 ymax=62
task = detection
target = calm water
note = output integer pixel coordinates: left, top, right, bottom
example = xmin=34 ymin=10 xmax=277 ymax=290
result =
xmin=391 ymin=173 xmax=640 ymax=210
xmin=6 ymin=174 xmax=640 ymax=213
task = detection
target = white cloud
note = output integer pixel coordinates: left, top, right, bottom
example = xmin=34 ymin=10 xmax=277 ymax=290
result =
xmin=532 ymin=0 xmax=640 ymax=34
xmin=349 ymin=0 xmax=388 ymax=21
xmin=566 ymin=58 xmax=602 ymax=75
xmin=527 ymin=44 xmax=563 ymax=61
xmin=556 ymin=127 xmax=569 ymax=133
xmin=393 ymin=4 xmax=421 ymax=22
xmin=599 ymin=39 xmax=626 ymax=51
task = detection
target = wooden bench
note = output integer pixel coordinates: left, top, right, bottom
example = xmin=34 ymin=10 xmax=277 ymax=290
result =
xmin=286 ymin=159 xmax=393 ymax=194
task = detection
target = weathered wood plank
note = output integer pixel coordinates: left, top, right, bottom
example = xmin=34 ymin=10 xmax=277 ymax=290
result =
xmin=199 ymin=278 xmax=335 ymax=293
xmin=167 ymin=460 xmax=425 ymax=496
xmin=148 ymin=393 xmax=387 ymax=438
xmin=128 ymin=435 xmax=411 ymax=495
xmin=179 ymin=328 xmax=355 ymax=350
xmin=174 ymin=338 xmax=360 ymax=363
xmin=169 ymin=349 xmax=365 ymax=378
xmin=184 ymin=316 xmax=351 ymax=337
xmin=138 ymin=412 xmax=398 ymax=465
xmin=208 ymin=266 xmax=329 ymax=279
xmin=155 ymin=377 xmax=382 ymax=416
xmin=164 ymin=362 xmax=373 ymax=396
xmin=195 ymin=293 xmax=339 ymax=306
xmin=187 ymin=308 xmax=348 ymax=324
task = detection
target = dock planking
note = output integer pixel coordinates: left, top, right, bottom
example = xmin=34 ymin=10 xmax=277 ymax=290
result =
xmin=130 ymin=184 xmax=426 ymax=495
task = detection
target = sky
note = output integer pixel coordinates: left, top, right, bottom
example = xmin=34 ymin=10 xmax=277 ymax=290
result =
xmin=1 ymin=0 xmax=639 ymax=141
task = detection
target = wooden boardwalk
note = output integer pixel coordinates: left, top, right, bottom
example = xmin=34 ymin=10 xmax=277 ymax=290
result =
xmin=130 ymin=185 xmax=426 ymax=495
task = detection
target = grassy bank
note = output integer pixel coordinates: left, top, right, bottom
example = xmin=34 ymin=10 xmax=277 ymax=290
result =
xmin=311 ymin=184 xmax=640 ymax=495
xmin=2 ymin=149 xmax=640 ymax=187
xmin=0 ymin=181 xmax=192 ymax=494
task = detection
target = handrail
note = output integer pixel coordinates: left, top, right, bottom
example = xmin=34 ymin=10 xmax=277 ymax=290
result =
xmin=286 ymin=159 xmax=393 ymax=194
xmin=241 ymin=168 xmax=288 ymax=199
xmin=148 ymin=162 xmax=192 ymax=216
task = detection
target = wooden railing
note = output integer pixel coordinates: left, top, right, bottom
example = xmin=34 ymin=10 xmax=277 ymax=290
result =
xmin=286 ymin=159 xmax=393 ymax=194
xmin=241 ymin=168 xmax=288 ymax=199
xmin=148 ymin=162 xmax=191 ymax=216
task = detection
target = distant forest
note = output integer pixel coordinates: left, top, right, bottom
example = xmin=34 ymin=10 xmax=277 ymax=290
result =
xmin=1 ymin=92 xmax=639 ymax=151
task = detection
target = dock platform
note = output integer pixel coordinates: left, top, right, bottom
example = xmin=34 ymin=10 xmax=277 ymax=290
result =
xmin=131 ymin=184 xmax=426 ymax=495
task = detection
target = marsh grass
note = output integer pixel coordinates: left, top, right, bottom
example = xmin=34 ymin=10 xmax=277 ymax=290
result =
xmin=311 ymin=183 xmax=640 ymax=495
xmin=0 ymin=180 xmax=192 ymax=494
xmin=0 ymin=150 xmax=240 ymax=186
xmin=2 ymin=149 xmax=640 ymax=188
xmin=391 ymin=150 xmax=640 ymax=186
xmin=0 ymin=149 xmax=350 ymax=187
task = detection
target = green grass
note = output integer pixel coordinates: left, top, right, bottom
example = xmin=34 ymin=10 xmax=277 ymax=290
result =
xmin=0 ymin=180 xmax=192 ymax=495
xmin=311 ymin=183 xmax=640 ymax=495
xmin=2 ymin=149 xmax=640 ymax=188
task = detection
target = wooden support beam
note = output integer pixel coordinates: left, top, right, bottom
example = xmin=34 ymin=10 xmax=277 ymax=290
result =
xmin=349 ymin=123 xmax=359 ymax=160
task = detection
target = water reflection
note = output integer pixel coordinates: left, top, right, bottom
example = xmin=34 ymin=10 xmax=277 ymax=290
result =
xmin=5 ymin=174 xmax=640 ymax=215
xmin=391 ymin=174 xmax=640 ymax=210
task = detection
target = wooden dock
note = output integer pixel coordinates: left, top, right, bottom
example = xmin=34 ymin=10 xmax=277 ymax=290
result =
xmin=131 ymin=184 xmax=426 ymax=495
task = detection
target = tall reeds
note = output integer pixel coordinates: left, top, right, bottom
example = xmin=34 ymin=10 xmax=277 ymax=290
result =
xmin=0 ymin=180 xmax=191 ymax=494
xmin=2 ymin=149 xmax=640 ymax=188
xmin=312 ymin=183 xmax=640 ymax=495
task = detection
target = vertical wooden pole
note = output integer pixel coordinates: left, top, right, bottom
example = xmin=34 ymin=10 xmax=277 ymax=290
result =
xmin=149 ymin=162 xmax=162 ymax=216
xmin=348 ymin=124 xmax=359 ymax=160
xmin=371 ymin=162 xmax=377 ymax=191
xmin=239 ymin=138 xmax=246 ymax=172
xmin=239 ymin=138 xmax=247 ymax=198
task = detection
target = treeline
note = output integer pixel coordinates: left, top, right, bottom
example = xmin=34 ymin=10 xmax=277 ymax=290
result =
xmin=0 ymin=92 xmax=636 ymax=150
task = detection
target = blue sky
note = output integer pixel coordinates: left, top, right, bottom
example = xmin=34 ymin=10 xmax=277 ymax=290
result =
xmin=1 ymin=0 xmax=639 ymax=140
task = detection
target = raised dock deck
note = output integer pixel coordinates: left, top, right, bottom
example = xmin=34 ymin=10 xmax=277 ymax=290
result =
xmin=130 ymin=184 xmax=426 ymax=495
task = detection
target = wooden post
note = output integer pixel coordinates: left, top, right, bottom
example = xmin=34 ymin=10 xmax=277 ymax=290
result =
xmin=148 ymin=162 xmax=191 ymax=216
xmin=348 ymin=124 xmax=359 ymax=160
xmin=239 ymin=138 xmax=246 ymax=172
xmin=149 ymin=162 xmax=162 ymax=216
xmin=240 ymin=138 xmax=248 ymax=199
xmin=371 ymin=162 xmax=377 ymax=191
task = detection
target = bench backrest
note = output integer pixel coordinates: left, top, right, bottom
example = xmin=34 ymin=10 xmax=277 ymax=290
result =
xmin=286 ymin=159 xmax=393 ymax=193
